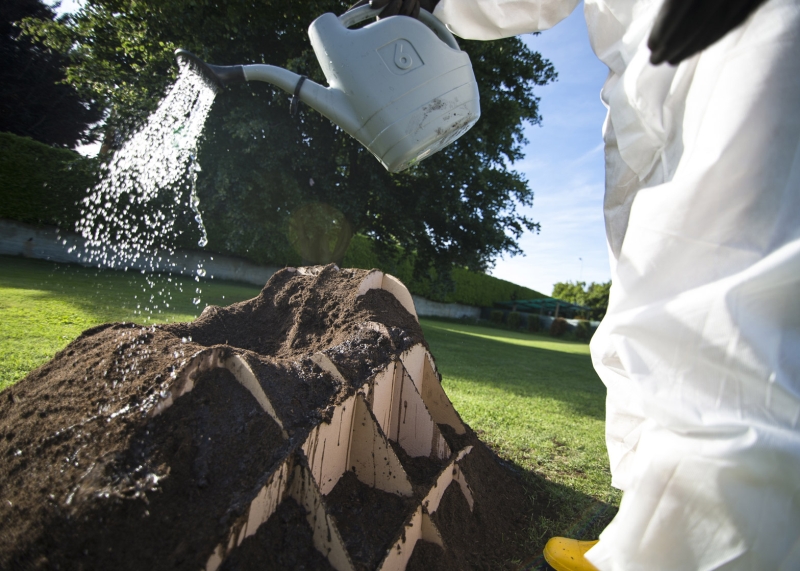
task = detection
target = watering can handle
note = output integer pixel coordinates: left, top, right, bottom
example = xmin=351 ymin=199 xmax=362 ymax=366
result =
xmin=339 ymin=5 xmax=461 ymax=51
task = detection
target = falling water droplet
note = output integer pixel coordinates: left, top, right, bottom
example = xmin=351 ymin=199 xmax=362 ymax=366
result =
xmin=74 ymin=63 xmax=217 ymax=322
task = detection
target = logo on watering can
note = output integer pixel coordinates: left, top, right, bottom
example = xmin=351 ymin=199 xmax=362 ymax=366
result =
xmin=378 ymin=39 xmax=424 ymax=75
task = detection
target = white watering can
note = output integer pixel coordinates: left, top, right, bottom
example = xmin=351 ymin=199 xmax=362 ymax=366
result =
xmin=176 ymin=5 xmax=480 ymax=172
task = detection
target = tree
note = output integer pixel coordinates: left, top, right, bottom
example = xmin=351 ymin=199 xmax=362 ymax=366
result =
xmin=1 ymin=0 xmax=101 ymax=147
xmin=552 ymin=280 xmax=611 ymax=320
xmin=24 ymin=0 xmax=555 ymax=277
xmin=584 ymin=281 xmax=611 ymax=319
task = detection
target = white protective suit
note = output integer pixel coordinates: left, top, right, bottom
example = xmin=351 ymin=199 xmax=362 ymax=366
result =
xmin=431 ymin=0 xmax=800 ymax=568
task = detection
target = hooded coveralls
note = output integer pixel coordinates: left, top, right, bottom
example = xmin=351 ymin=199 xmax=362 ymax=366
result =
xmin=430 ymin=0 xmax=800 ymax=568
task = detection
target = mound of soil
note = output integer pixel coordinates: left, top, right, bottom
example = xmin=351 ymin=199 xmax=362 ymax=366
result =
xmin=1 ymin=265 xmax=537 ymax=570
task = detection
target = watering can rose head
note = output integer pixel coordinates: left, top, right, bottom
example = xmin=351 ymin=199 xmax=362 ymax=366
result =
xmin=175 ymin=50 xmax=245 ymax=92
xmin=175 ymin=4 xmax=479 ymax=173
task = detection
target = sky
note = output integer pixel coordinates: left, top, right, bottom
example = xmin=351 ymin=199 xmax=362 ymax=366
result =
xmin=488 ymin=3 xmax=611 ymax=295
xmin=49 ymin=0 xmax=83 ymax=13
xmin=52 ymin=0 xmax=610 ymax=297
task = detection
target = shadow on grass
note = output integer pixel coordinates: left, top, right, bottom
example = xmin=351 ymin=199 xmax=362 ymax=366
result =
xmin=421 ymin=319 xmax=605 ymax=421
xmin=514 ymin=467 xmax=618 ymax=570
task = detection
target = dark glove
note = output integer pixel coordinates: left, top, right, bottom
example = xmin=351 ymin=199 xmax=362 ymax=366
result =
xmin=648 ymin=0 xmax=769 ymax=65
xmin=348 ymin=0 xmax=440 ymax=20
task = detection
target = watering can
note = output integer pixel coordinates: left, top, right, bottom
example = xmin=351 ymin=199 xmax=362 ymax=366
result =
xmin=175 ymin=5 xmax=480 ymax=172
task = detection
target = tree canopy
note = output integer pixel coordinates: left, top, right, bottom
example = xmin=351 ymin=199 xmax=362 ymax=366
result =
xmin=1 ymin=0 xmax=101 ymax=147
xmin=23 ymin=0 xmax=557 ymax=276
xmin=552 ymin=280 xmax=611 ymax=320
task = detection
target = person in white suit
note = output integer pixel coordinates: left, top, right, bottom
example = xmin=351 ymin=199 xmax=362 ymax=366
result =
xmin=354 ymin=0 xmax=800 ymax=569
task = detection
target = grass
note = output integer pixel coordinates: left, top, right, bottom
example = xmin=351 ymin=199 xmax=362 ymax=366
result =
xmin=421 ymin=320 xmax=608 ymax=494
xmin=0 ymin=254 xmax=620 ymax=562
xmin=0 ymin=255 xmax=261 ymax=391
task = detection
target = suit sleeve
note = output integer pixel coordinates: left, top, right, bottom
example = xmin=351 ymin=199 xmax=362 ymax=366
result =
xmin=432 ymin=0 xmax=581 ymax=40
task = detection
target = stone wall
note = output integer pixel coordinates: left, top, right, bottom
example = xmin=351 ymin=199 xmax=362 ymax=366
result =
xmin=0 ymin=219 xmax=279 ymax=287
xmin=0 ymin=219 xmax=485 ymax=320
xmin=411 ymin=295 xmax=481 ymax=320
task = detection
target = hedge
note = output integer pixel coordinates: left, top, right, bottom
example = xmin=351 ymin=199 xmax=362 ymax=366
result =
xmin=0 ymin=132 xmax=98 ymax=229
xmin=342 ymin=234 xmax=545 ymax=308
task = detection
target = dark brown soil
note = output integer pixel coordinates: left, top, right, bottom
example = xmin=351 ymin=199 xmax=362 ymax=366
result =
xmin=219 ymin=497 xmax=336 ymax=571
xmin=430 ymin=435 xmax=536 ymax=571
xmin=325 ymin=471 xmax=415 ymax=571
xmin=0 ymin=265 xmax=539 ymax=570
xmin=166 ymin=268 xmax=421 ymax=367
xmin=406 ymin=540 xmax=457 ymax=571
xmin=1 ymin=342 xmax=289 ymax=570
xmin=390 ymin=440 xmax=446 ymax=494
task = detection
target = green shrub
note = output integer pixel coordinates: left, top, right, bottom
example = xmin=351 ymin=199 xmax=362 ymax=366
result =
xmin=0 ymin=132 xmax=98 ymax=229
xmin=341 ymin=234 xmax=546 ymax=307
xmin=574 ymin=320 xmax=592 ymax=341
xmin=443 ymin=267 xmax=544 ymax=307
xmin=507 ymin=311 xmax=521 ymax=329
xmin=550 ymin=317 xmax=569 ymax=338
xmin=490 ymin=310 xmax=504 ymax=325
xmin=527 ymin=315 xmax=541 ymax=333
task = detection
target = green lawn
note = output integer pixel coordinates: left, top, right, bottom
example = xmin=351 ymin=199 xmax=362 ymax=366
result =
xmin=0 ymin=255 xmax=261 ymax=390
xmin=0 ymin=254 xmax=619 ymax=560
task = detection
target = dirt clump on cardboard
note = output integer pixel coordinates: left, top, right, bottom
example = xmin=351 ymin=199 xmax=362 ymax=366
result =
xmin=0 ymin=265 xmax=538 ymax=570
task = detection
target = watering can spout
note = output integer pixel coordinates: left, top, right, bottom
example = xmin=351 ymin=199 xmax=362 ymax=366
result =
xmin=241 ymin=66 xmax=359 ymax=135
xmin=174 ymin=49 xmax=358 ymax=135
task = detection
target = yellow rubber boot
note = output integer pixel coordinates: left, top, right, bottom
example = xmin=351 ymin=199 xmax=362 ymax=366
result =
xmin=543 ymin=537 xmax=600 ymax=571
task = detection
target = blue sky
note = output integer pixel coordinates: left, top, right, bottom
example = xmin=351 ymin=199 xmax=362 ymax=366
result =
xmin=55 ymin=1 xmax=611 ymax=296
xmin=488 ymin=3 xmax=611 ymax=295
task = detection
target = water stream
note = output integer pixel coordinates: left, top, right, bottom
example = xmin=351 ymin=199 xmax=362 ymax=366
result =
xmin=72 ymin=62 xmax=218 ymax=319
